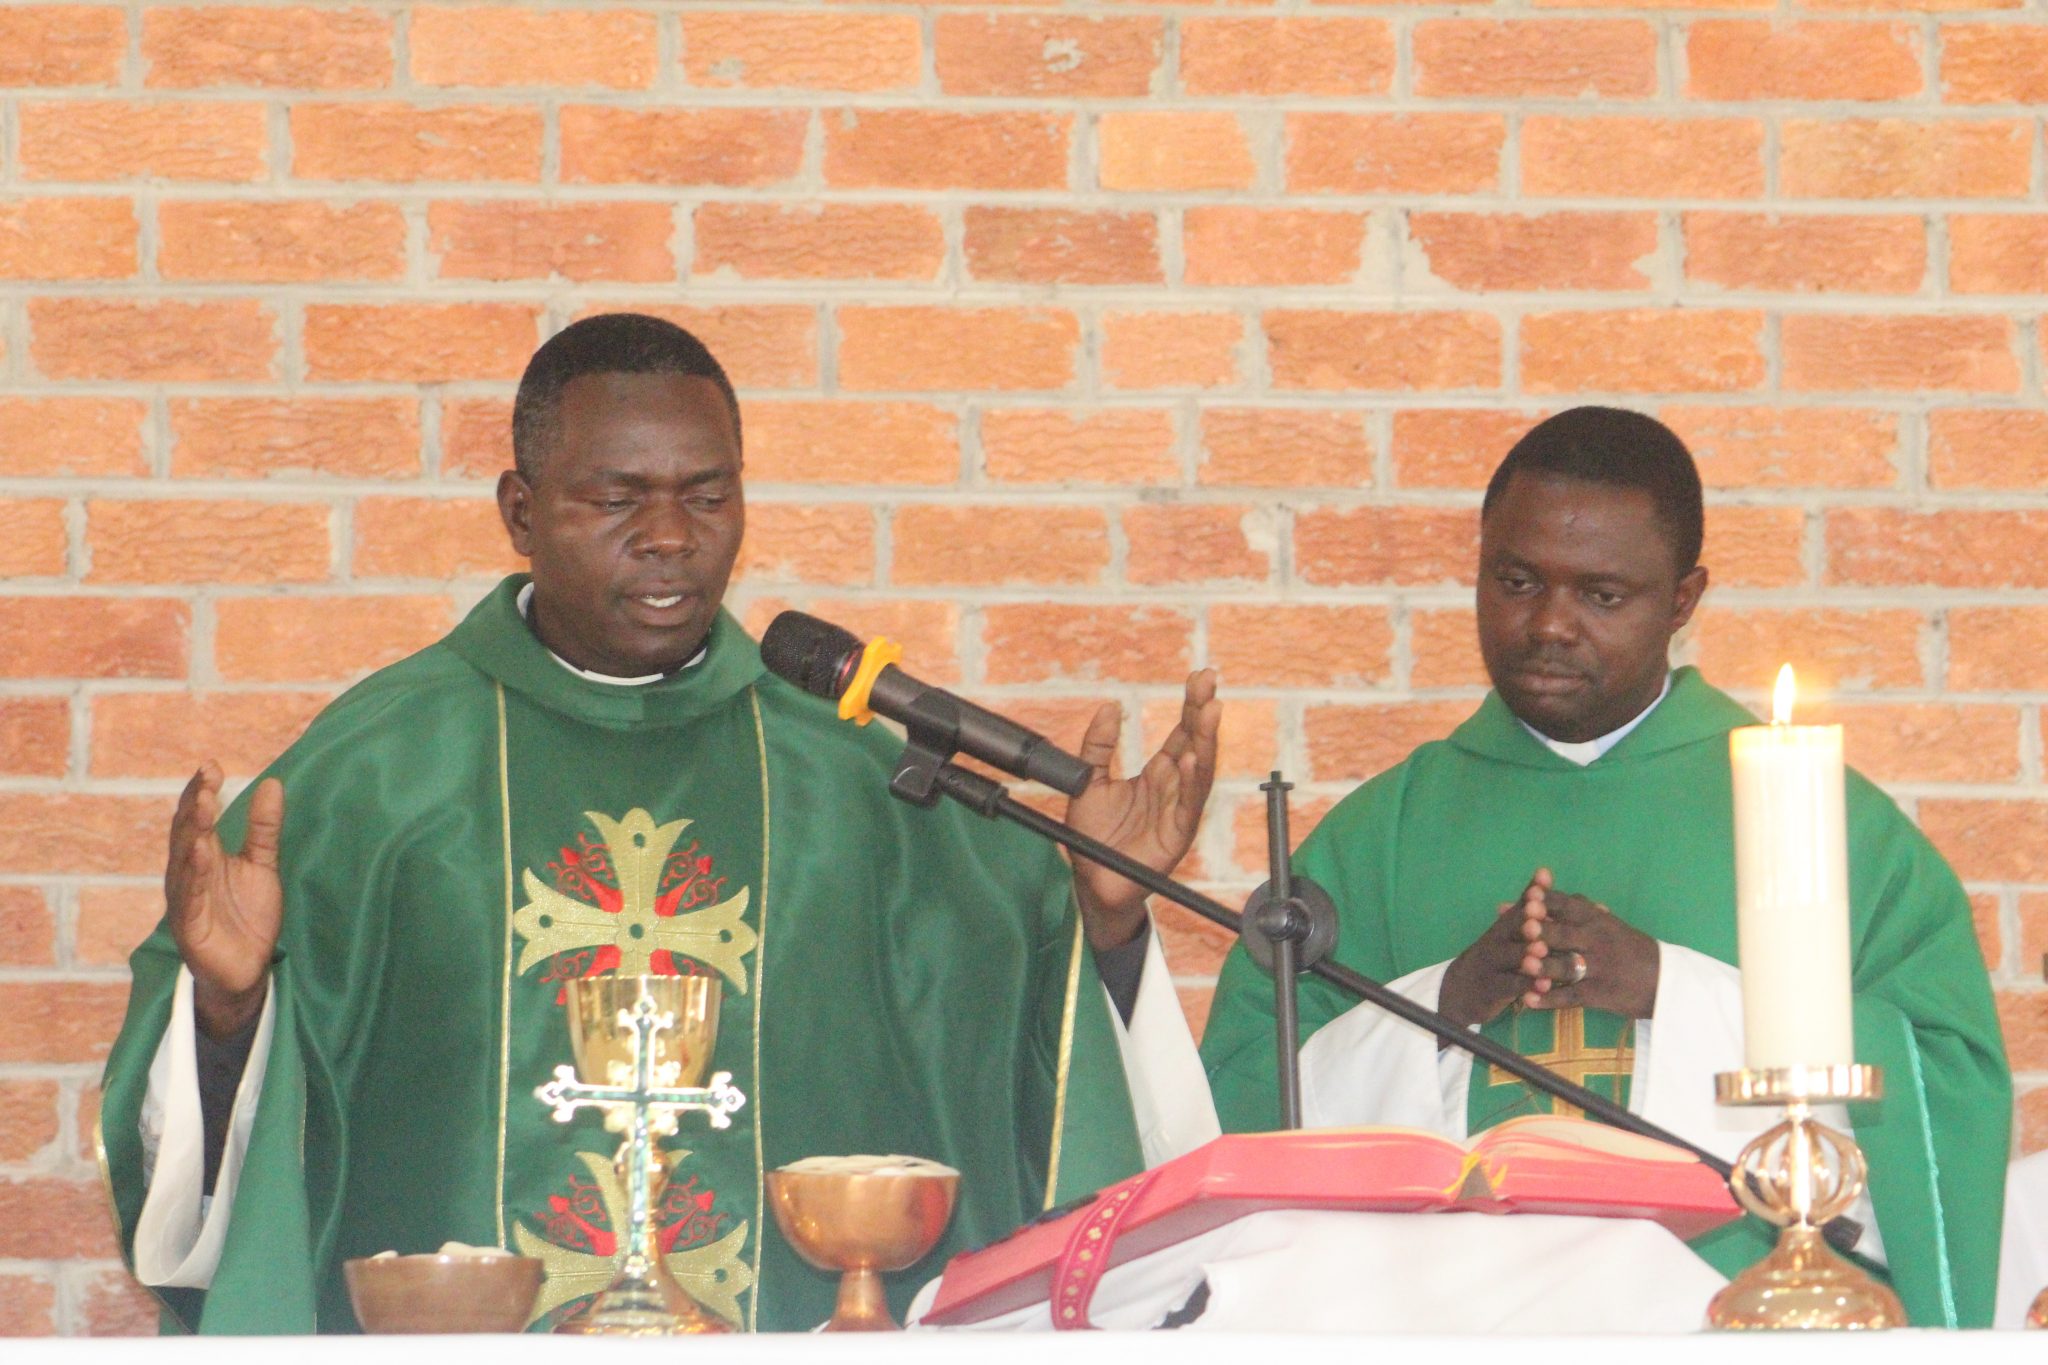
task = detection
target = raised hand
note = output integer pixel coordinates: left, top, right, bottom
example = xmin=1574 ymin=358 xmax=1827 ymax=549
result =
xmin=165 ymin=762 xmax=284 ymax=1038
xmin=1440 ymin=869 xmax=1551 ymax=1029
xmin=1518 ymin=881 xmax=1661 ymax=1019
xmin=1064 ymin=670 xmax=1221 ymax=951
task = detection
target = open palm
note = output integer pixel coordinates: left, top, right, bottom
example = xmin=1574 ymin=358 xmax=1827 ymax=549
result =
xmin=166 ymin=762 xmax=284 ymax=1036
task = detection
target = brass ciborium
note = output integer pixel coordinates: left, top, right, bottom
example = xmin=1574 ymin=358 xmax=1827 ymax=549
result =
xmin=767 ymin=1157 xmax=959 ymax=1331
xmin=536 ymin=974 xmax=746 ymax=1336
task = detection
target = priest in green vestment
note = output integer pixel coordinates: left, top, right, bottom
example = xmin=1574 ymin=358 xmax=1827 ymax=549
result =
xmin=98 ymin=314 xmax=1220 ymax=1334
xmin=1201 ymin=407 xmax=2010 ymax=1327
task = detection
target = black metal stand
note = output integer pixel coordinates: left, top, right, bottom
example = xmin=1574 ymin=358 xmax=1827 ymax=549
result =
xmin=1238 ymin=773 xmax=1339 ymax=1130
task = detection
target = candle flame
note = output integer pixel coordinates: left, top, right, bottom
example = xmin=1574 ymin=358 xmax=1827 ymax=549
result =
xmin=1772 ymin=663 xmax=1797 ymax=725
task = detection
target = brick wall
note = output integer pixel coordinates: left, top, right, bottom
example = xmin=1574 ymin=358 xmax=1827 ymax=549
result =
xmin=0 ymin=0 xmax=2043 ymax=1335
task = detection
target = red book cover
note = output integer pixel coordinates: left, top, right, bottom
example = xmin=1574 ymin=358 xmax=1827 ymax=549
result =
xmin=923 ymin=1117 xmax=1740 ymax=1326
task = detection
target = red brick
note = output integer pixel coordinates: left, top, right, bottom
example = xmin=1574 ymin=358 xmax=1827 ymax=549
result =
xmin=1690 ymin=607 xmax=1925 ymax=693
xmin=893 ymin=505 xmax=1109 ymax=586
xmin=1683 ymin=213 xmax=1925 ymax=294
xmin=291 ymin=103 xmax=540 ymax=182
xmin=1971 ymin=892 xmax=2001 ymax=973
xmin=746 ymin=401 xmax=957 ymax=485
xmin=0 ymin=500 xmax=66 ymax=577
xmin=1267 ymin=311 xmax=1502 ymax=391
xmin=1124 ymin=505 xmax=1274 ymax=586
xmin=0 ymin=888 xmax=55 ymax=966
xmin=577 ymin=304 xmax=819 ymax=390
xmin=1706 ymin=506 xmax=1805 ymax=588
xmin=0 ymin=1177 xmax=121 ymax=1259
xmin=1101 ymin=313 xmax=1243 ymax=390
xmin=0 ymin=197 xmax=137 ymax=280
xmin=304 ymin=303 xmax=537 ymax=383
xmin=1141 ymin=696 xmax=1281 ymax=782
xmin=839 ymin=307 xmax=1078 ymax=393
xmin=982 ymin=408 xmax=1178 ymax=486
xmin=0 ymin=1079 xmax=59 ymax=1160
xmin=982 ymin=605 xmax=1194 ymax=685
xmin=824 ymin=110 xmax=1071 ymax=192
xmin=2023 ymin=1084 xmax=2048 ymax=1157
xmin=0 ymin=6 xmax=124 ymax=85
xmin=2000 ymin=991 xmax=2048 ymax=1071
xmin=1950 ymin=608 xmax=2048 ymax=690
xmin=214 ymin=594 xmax=452 ymax=682
xmin=30 ymin=298 xmax=275 ymax=381
xmin=1923 ymin=800 xmax=2048 ymax=883
xmin=441 ymin=398 xmax=513 ymax=479
xmin=1413 ymin=607 xmax=1489 ymax=688
xmin=1942 ymin=24 xmax=2048 ymax=103
xmin=1210 ymin=604 xmax=1393 ymax=687
xmin=0 ymin=397 xmax=148 ymax=477
xmin=1184 ymin=208 xmax=1365 ymax=288
xmin=1800 ymin=701 xmax=2022 ymax=784
xmin=90 ymin=691 xmax=329 ymax=779
xmin=1523 ymin=310 xmax=1765 ymax=394
xmin=144 ymin=6 xmax=393 ymax=89
xmin=78 ymin=1269 xmax=159 ymax=1336
xmin=352 ymin=497 xmax=519 ymax=579
xmin=0 ymin=697 xmax=69 ymax=778
xmin=1306 ymin=701 xmax=1478 ymax=781
xmin=561 ymin=107 xmax=806 ymax=187
xmin=1181 ymin=18 xmax=1395 ymax=96
xmin=1783 ymin=315 xmax=2019 ymax=393
xmin=1391 ymin=409 xmax=1544 ymax=490
xmin=742 ymin=598 xmax=962 ymax=686
xmin=964 ymin=208 xmax=1161 ymax=286
xmin=1928 ymin=409 xmax=2048 ymax=489
xmin=88 ymin=499 xmax=328 ymax=585
xmin=1410 ymin=212 xmax=1656 ymax=292
xmin=21 ymin=100 xmax=266 ymax=182
xmin=0 ymin=792 xmax=173 ymax=874
xmin=1155 ymin=903 xmax=1237 ymax=980
xmin=1522 ymin=117 xmax=1765 ymax=198
xmin=1780 ymin=120 xmax=2031 ymax=199
xmin=429 ymin=201 xmax=674 ymax=283
xmin=1099 ymin=112 xmax=1256 ymax=192
xmin=159 ymin=200 xmax=406 ymax=283
xmin=411 ymin=7 xmax=655 ymax=88
xmin=0 ymin=598 xmax=188 ymax=680
xmin=1287 ymin=114 xmax=1505 ymax=195
xmin=2021 ymin=896 xmax=2048 ymax=981
xmin=1199 ymin=408 xmax=1374 ymax=488
xmin=77 ymin=885 xmax=164 ymax=968
xmin=1687 ymin=21 xmax=1921 ymax=100
xmin=936 ymin=14 xmax=1162 ymax=96
xmin=0 ymin=981 xmax=124 ymax=1066
xmin=1829 ymin=508 xmax=2048 ymax=588
xmin=1415 ymin=20 xmax=1656 ymax=97
xmin=170 ymin=397 xmax=420 ymax=480
xmin=1948 ymin=215 xmax=2048 ymax=294
xmin=684 ymin=12 xmax=919 ymax=92
xmin=1662 ymin=407 xmax=1900 ymax=489
xmin=1295 ymin=506 xmax=1480 ymax=587
xmin=740 ymin=504 xmax=874 ymax=587
xmin=693 ymin=203 xmax=942 ymax=282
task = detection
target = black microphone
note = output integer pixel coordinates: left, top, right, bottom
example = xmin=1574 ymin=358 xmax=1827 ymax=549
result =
xmin=759 ymin=611 xmax=1096 ymax=798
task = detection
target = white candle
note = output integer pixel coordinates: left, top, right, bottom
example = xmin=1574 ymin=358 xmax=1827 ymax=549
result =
xmin=1729 ymin=665 xmax=1854 ymax=1070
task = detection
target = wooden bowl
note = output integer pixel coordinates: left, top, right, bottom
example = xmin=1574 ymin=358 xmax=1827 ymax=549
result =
xmin=342 ymin=1253 xmax=544 ymax=1334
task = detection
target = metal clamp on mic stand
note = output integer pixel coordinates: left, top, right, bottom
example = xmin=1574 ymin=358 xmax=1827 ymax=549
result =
xmin=1237 ymin=773 xmax=1338 ymax=1131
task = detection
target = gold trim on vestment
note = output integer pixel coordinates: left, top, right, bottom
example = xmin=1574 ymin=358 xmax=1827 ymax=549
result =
xmin=745 ymin=685 xmax=770 ymax=1332
xmin=1043 ymin=908 xmax=1086 ymax=1209
xmin=495 ymin=681 xmax=514 ymax=1253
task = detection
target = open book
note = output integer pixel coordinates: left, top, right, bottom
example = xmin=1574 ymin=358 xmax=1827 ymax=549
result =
xmin=923 ymin=1117 xmax=1741 ymax=1326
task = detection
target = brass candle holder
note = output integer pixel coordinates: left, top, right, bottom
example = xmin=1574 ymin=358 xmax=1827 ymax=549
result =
xmin=535 ymin=974 xmax=747 ymax=1335
xmin=1707 ymin=1064 xmax=1903 ymax=1330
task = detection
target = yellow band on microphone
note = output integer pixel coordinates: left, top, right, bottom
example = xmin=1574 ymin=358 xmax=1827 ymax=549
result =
xmin=838 ymin=637 xmax=903 ymax=726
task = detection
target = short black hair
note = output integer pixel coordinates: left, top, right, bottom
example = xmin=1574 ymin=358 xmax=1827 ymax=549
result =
xmin=1481 ymin=406 xmax=1704 ymax=573
xmin=511 ymin=313 xmax=741 ymax=480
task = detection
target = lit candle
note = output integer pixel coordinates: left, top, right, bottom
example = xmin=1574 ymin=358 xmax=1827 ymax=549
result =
xmin=1728 ymin=665 xmax=1854 ymax=1070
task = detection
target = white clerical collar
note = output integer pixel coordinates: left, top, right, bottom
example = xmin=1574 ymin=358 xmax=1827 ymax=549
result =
xmin=1518 ymin=671 xmax=1672 ymax=767
xmin=515 ymin=582 xmax=706 ymax=687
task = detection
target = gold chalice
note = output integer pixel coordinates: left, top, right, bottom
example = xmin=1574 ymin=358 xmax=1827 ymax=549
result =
xmin=767 ymin=1156 xmax=959 ymax=1331
xmin=538 ymin=974 xmax=746 ymax=1336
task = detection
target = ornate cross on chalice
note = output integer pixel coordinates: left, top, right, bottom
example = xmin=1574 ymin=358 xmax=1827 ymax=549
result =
xmin=535 ymin=974 xmax=747 ymax=1335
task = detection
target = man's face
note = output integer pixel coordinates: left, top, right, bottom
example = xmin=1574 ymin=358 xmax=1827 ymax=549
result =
xmin=1476 ymin=471 xmax=1707 ymax=744
xmin=497 ymin=371 xmax=744 ymax=677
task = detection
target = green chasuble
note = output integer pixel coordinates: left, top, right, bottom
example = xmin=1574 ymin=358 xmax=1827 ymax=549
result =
xmin=99 ymin=576 xmax=1144 ymax=1334
xmin=1201 ymin=668 xmax=2010 ymax=1327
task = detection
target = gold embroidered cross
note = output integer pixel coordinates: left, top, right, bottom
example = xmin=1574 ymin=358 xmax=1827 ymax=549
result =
xmin=1487 ymin=1007 xmax=1634 ymax=1119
